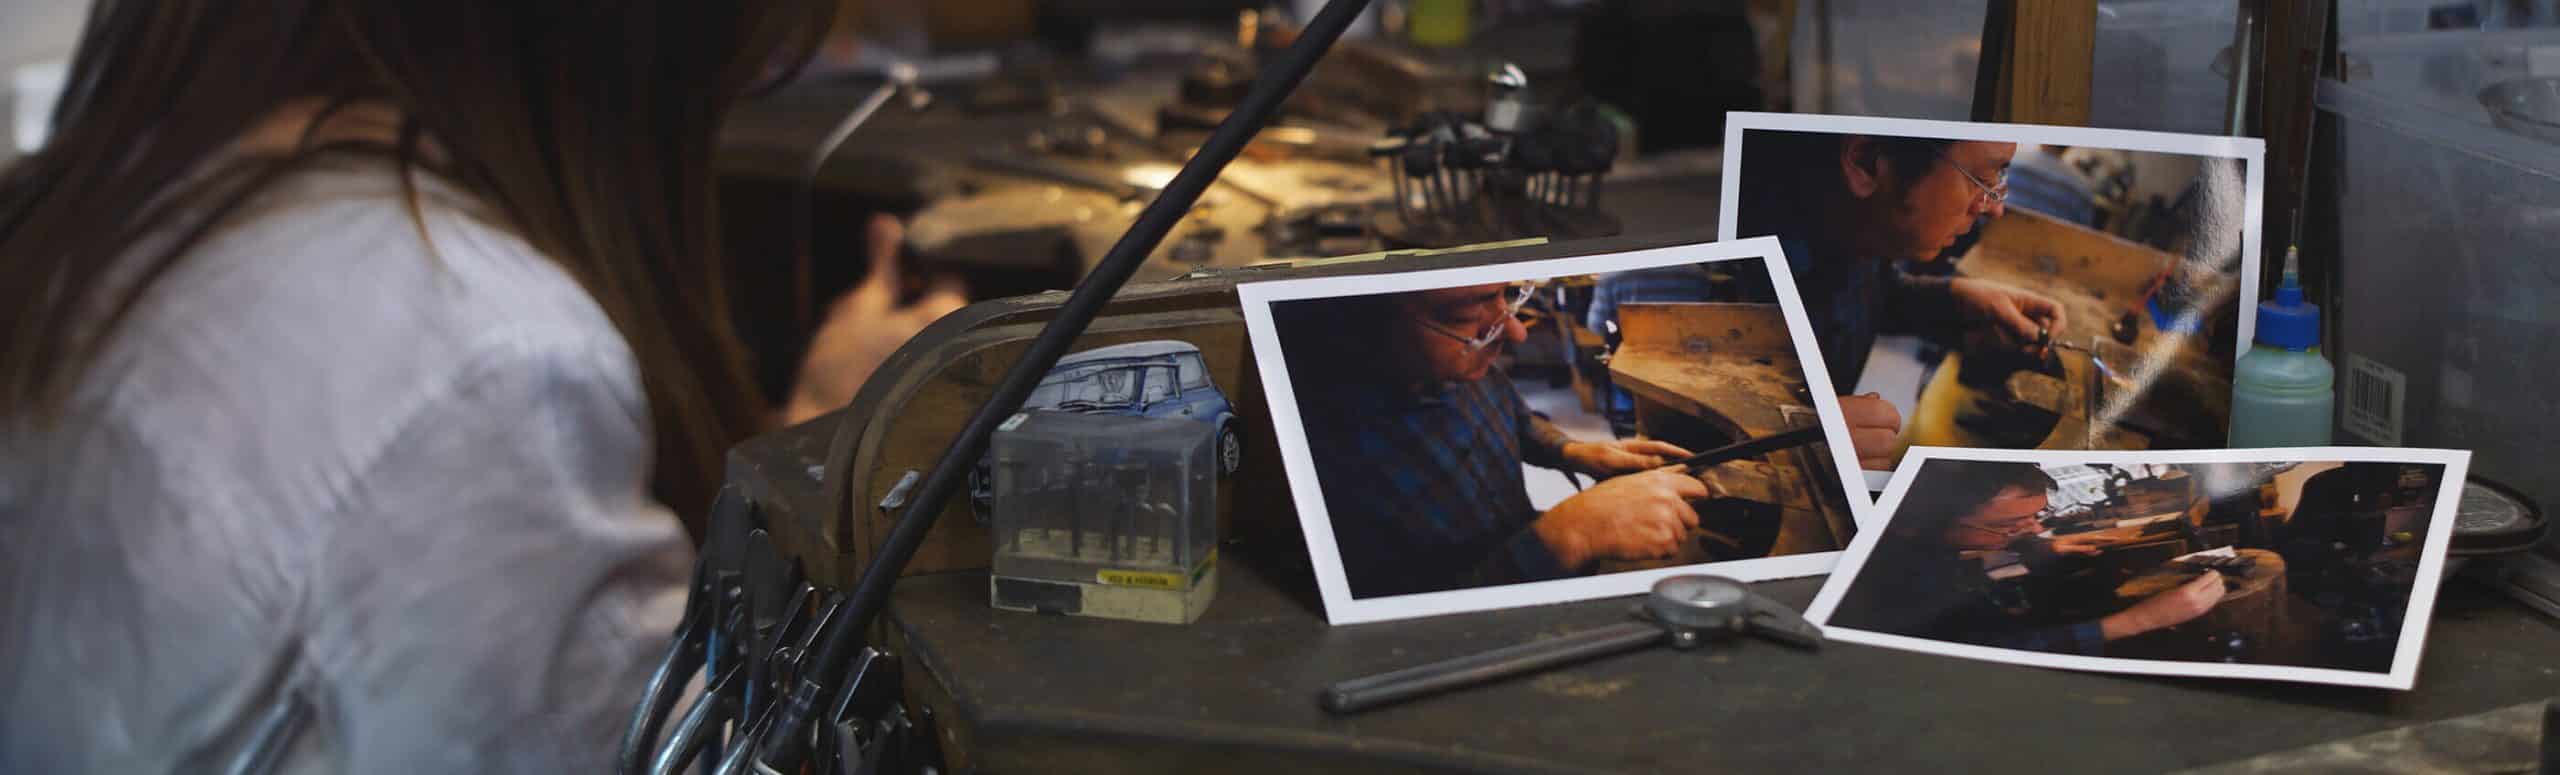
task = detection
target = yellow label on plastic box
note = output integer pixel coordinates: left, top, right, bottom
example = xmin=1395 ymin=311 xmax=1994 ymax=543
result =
xmin=1096 ymin=550 xmax=1216 ymax=589
xmin=1097 ymin=568 xmax=1181 ymax=589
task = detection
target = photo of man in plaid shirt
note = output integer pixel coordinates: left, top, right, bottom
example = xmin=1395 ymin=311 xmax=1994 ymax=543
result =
xmin=1272 ymin=280 xmax=1719 ymax=598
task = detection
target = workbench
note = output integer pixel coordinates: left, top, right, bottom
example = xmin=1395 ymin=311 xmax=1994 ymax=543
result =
xmin=709 ymin=51 xmax=1728 ymax=403
xmin=729 ymin=412 xmax=2560 ymax=773
xmin=719 ymin=76 xmax=1388 ymax=289
xmin=1603 ymin=301 xmax=1858 ymax=563
xmin=2110 ymin=549 xmax=2302 ymax=665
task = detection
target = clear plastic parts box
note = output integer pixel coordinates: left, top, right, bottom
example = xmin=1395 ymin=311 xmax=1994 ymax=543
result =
xmin=2320 ymin=28 xmax=2560 ymax=514
xmin=987 ymin=410 xmax=1219 ymax=624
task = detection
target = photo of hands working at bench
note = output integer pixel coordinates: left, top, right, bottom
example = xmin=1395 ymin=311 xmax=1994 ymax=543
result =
xmin=1265 ymin=264 xmax=1859 ymax=600
xmin=1826 ymin=458 xmax=2445 ymax=672
xmin=1728 ymin=122 xmax=2253 ymax=473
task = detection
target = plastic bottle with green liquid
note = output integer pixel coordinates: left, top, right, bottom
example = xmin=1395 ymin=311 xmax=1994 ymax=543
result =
xmin=2227 ymin=246 xmax=2333 ymax=447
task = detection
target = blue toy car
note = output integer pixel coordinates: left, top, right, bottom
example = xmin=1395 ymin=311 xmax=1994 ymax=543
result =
xmin=971 ymin=340 xmax=1241 ymax=518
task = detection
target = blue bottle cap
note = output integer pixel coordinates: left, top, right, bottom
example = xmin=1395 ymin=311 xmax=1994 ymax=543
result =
xmin=2256 ymin=277 xmax=2320 ymax=351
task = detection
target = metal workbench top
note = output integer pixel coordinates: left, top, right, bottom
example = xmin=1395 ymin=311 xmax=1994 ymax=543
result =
xmin=879 ymin=559 xmax=2559 ymax=773
xmin=731 ymin=414 xmax=2560 ymax=773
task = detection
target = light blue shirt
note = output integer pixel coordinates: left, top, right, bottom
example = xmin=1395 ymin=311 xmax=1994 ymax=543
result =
xmin=1 ymin=158 xmax=690 ymax=773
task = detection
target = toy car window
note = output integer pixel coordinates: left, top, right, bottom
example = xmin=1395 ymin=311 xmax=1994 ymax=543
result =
xmin=1177 ymin=352 xmax=1209 ymax=390
xmin=1142 ymin=366 xmax=1175 ymax=404
xmin=1096 ymin=369 xmax=1137 ymax=403
xmin=1034 ymin=368 xmax=1136 ymax=409
xmin=1032 ymin=365 xmax=1138 ymax=408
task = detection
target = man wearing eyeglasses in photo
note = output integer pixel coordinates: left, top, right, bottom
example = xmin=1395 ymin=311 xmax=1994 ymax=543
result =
xmin=1736 ymin=135 xmax=2072 ymax=471
xmin=1829 ymin=461 xmax=2227 ymax=655
xmin=1272 ymin=281 xmax=1724 ymax=599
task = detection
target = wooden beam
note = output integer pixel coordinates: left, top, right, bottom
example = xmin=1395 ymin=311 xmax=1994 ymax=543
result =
xmin=1971 ymin=0 xmax=2096 ymax=126
xmin=1747 ymin=0 xmax=1800 ymax=112
xmin=2005 ymin=0 xmax=2097 ymax=125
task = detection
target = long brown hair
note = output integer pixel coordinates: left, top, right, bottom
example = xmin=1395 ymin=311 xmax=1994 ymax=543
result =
xmin=0 ymin=1 xmax=833 ymax=524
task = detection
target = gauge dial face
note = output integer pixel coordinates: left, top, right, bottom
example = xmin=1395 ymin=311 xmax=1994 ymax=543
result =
xmin=2457 ymin=481 xmax=2534 ymax=534
xmin=1650 ymin=575 xmax=1748 ymax=611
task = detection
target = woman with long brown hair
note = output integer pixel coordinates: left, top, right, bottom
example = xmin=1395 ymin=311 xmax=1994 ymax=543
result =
xmin=0 ymin=1 xmax=955 ymax=770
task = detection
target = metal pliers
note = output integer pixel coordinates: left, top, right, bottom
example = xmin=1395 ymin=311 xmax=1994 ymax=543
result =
xmin=618 ymin=486 xmax=759 ymax=775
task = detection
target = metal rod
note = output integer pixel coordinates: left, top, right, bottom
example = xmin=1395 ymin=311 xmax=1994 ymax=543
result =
xmin=1390 ymin=165 xmax=1412 ymax=222
xmin=1473 ymin=168 xmax=1489 ymax=217
xmin=1321 ymin=622 xmax=1664 ymax=714
xmin=1431 ymin=150 xmax=1454 ymax=222
xmin=615 ymin=572 xmax=709 ymax=772
xmin=1422 ymin=162 xmax=1445 ymax=222
xmin=1454 ymin=165 xmax=1471 ymax=213
xmin=1423 ymin=169 xmax=1443 ymax=222
xmin=648 ymin=662 xmax=742 ymax=775
xmin=791 ymin=70 xmax=912 ymax=334
xmin=2225 ymin=0 xmax=2263 ymax=137
xmin=1676 ymin=426 xmax=1831 ymax=475
xmin=752 ymin=2 xmax=1379 ymax=769
xmin=222 ymin=691 xmax=310 ymax=775
xmin=1069 ymin=458 xmax=1086 ymax=559
xmin=2283 ymin=0 xmax=2331 ymax=255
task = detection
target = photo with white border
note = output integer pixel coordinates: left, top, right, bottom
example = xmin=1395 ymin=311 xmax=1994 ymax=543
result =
xmin=1805 ymin=446 xmax=2470 ymax=690
xmin=1239 ymin=236 xmax=1873 ymax=625
xmin=1718 ymin=113 xmax=2268 ymax=491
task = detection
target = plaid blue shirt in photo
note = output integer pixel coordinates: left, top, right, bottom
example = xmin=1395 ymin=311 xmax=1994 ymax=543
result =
xmin=1299 ymin=370 xmax=1577 ymax=598
xmin=1777 ymin=236 xmax=1962 ymax=390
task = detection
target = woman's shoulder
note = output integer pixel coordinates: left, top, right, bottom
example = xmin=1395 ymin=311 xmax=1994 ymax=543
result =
xmin=67 ymin=158 xmax=647 ymax=515
xmin=114 ymin=158 xmax=637 ymax=395
xmin=174 ymin=158 xmax=619 ymax=353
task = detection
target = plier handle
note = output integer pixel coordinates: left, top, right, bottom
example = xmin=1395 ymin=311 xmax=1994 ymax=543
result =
xmin=618 ymin=486 xmax=759 ymax=775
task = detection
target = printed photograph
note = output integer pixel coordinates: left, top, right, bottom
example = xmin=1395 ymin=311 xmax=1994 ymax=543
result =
xmin=1240 ymin=239 xmax=1870 ymax=624
xmin=1806 ymin=448 xmax=2470 ymax=689
xmin=1720 ymin=114 xmax=2265 ymax=486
